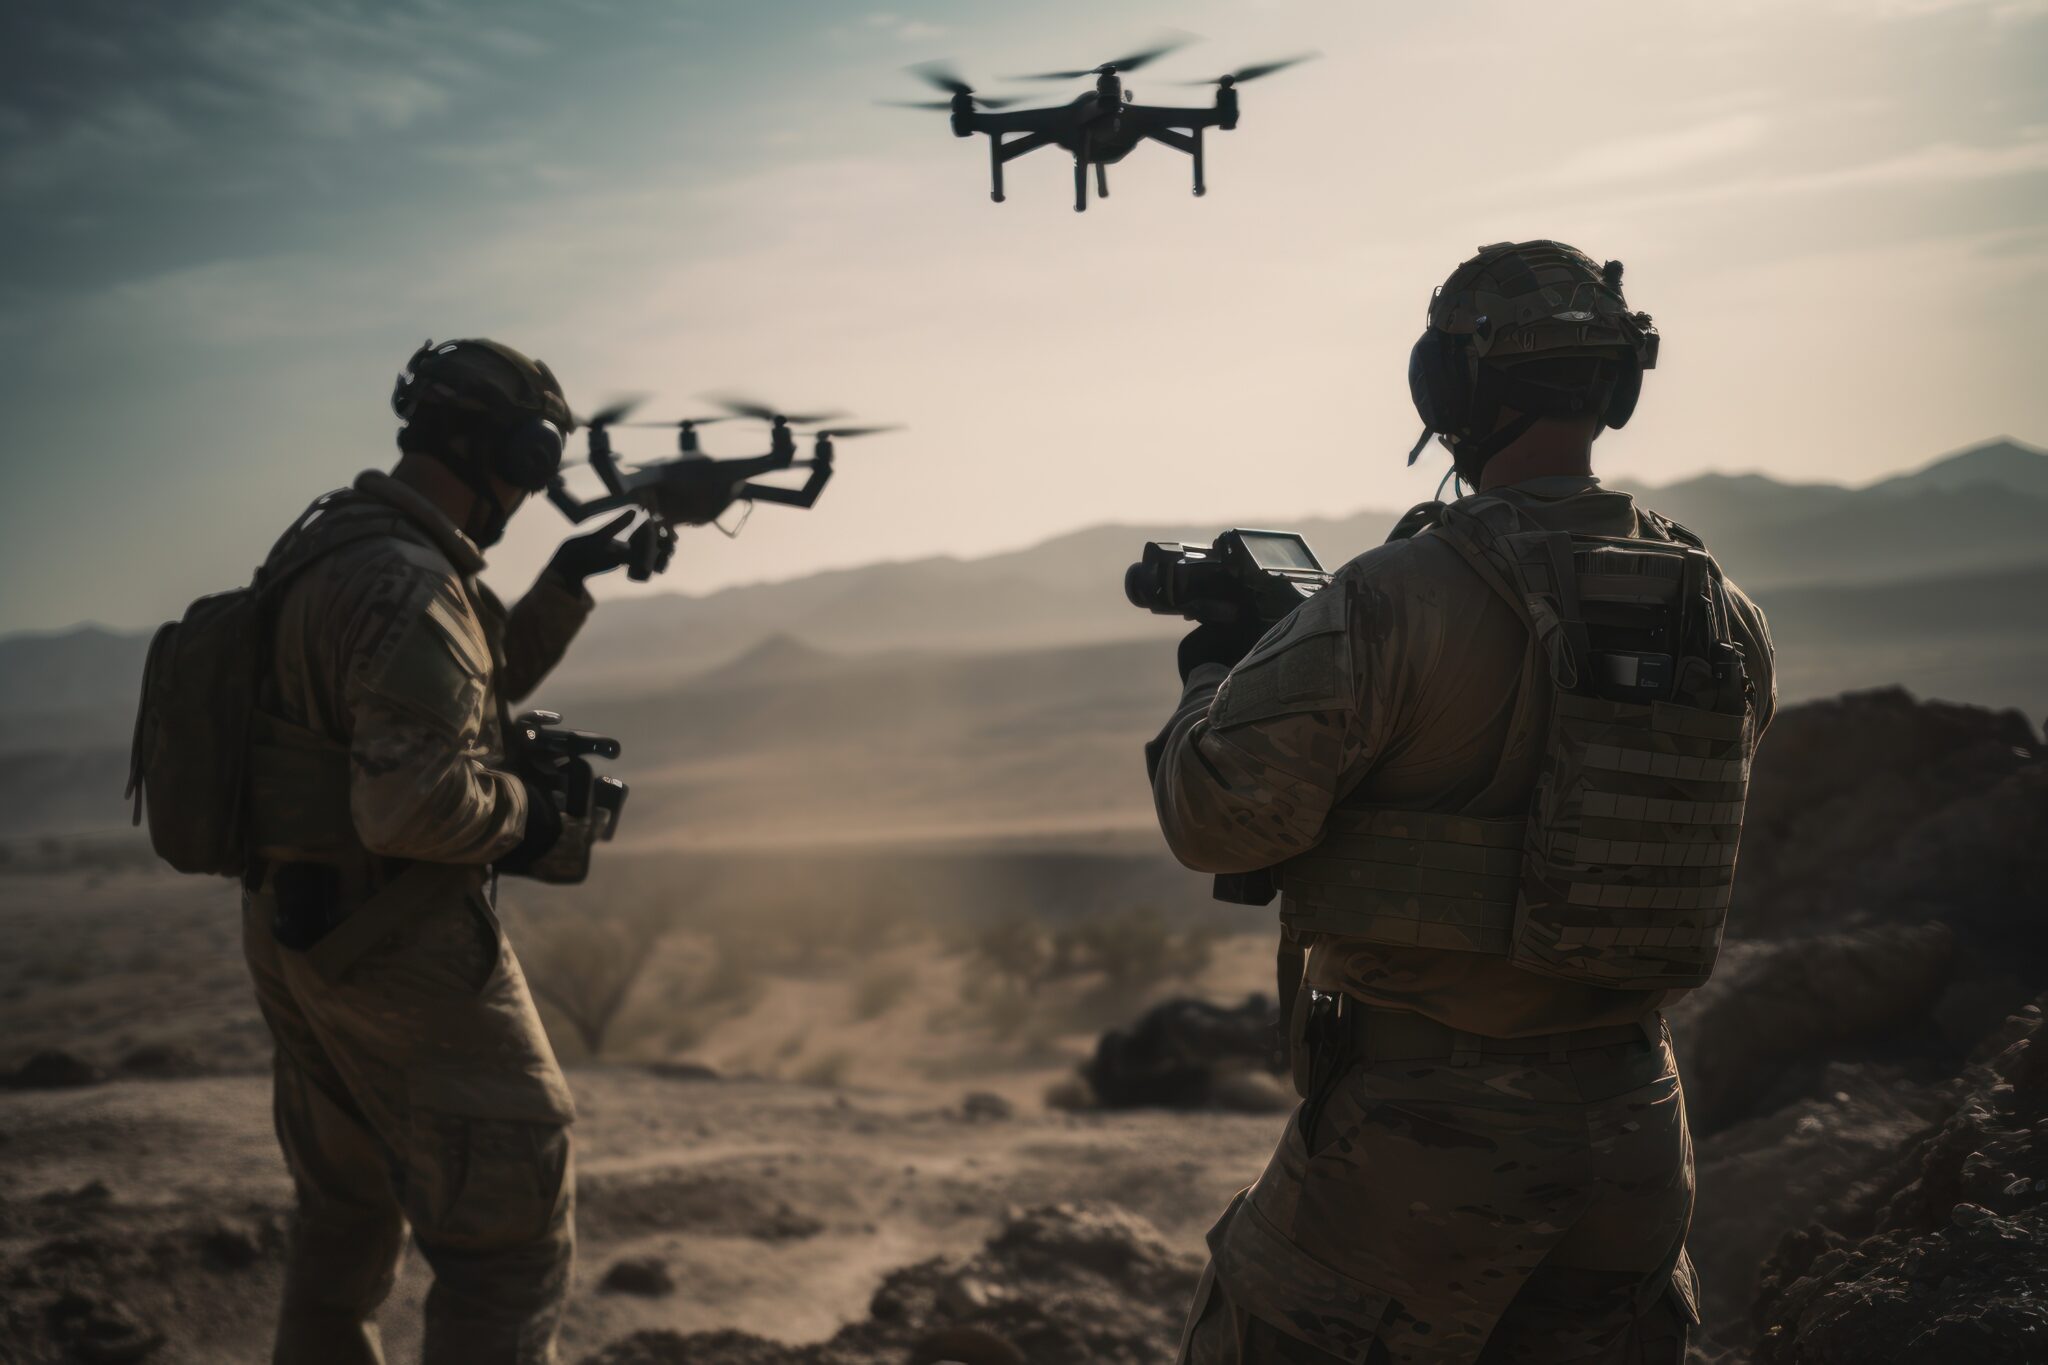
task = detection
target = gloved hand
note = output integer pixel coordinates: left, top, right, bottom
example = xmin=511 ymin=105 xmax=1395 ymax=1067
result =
xmin=625 ymin=518 xmax=677 ymax=581
xmin=496 ymin=776 xmax=563 ymax=874
xmin=546 ymin=511 xmax=645 ymax=588
xmin=1177 ymin=619 xmax=1269 ymax=683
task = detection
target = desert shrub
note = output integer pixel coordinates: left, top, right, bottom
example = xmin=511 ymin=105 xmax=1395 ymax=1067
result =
xmin=795 ymin=1048 xmax=853 ymax=1087
xmin=851 ymin=962 xmax=916 ymax=1021
xmin=970 ymin=979 xmax=1037 ymax=1041
xmin=969 ymin=912 xmax=1055 ymax=993
xmin=520 ymin=903 xmax=671 ymax=1059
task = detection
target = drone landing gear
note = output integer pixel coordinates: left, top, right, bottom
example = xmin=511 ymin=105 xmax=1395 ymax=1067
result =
xmin=1141 ymin=126 xmax=1206 ymax=198
xmin=986 ymin=130 xmax=1054 ymax=205
xmin=1096 ymin=162 xmax=1109 ymax=200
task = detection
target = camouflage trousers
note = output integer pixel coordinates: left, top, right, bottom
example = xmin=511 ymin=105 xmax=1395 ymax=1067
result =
xmin=242 ymin=876 xmax=577 ymax=1365
xmin=1177 ymin=1022 xmax=1697 ymax=1365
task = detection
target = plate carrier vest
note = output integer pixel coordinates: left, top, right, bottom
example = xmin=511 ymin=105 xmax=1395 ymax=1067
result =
xmin=1273 ymin=494 xmax=1758 ymax=992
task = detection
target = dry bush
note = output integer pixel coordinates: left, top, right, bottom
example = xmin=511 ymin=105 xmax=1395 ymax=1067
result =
xmin=519 ymin=903 xmax=671 ymax=1059
xmin=968 ymin=912 xmax=1054 ymax=993
xmin=851 ymin=961 xmax=916 ymax=1021
xmin=967 ymin=906 xmax=1215 ymax=999
xmin=796 ymin=1048 xmax=853 ymax=1087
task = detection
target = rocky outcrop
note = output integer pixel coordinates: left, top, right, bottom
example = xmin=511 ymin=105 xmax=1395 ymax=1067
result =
xmin=1733 ymin=688 xmax=2045 ymax=947
xmin=1671 ymin=922 xmax=1958 ymax=1133
xmin=1074 ymin=994 xmax=1285 ymax=1112
xmin=582 ymin=1203 xmax=1202 ymax=1365
xmin=1750 ymin=1000 xmax=2048 ymax=1364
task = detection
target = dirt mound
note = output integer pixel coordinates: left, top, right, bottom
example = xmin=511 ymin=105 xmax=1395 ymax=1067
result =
xmin=6 ymin=1049 xmax=107 ymax=1089
xmin=1735 ymin=688 xmax=2045 ymax=946
xmin=578 ymin=1169 xmax=826 ymax=1243
xmin=581 ymin=1202 xmax=1201 ymax=1365
xmin=1749 ymin=999 xmax=2048 ymax=1363
xmin=0 ymin=1193 xmax=286 ymax=1365
xmin=1671 ymin=922 xmax=1958 ymax=1133
xmin=1073 ymin=994 xmax=1283 ymax=1111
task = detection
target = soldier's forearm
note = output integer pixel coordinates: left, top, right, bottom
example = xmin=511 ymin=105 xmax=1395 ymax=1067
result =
xmin=499 ymin=574 xmax=595 ymax=703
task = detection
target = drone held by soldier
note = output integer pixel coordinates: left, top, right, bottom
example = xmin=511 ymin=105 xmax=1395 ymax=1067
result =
xmin=546 ymin=393 xmax=902 ymax=575
xmin=884 ymin=36 xmax=1315 ymax=212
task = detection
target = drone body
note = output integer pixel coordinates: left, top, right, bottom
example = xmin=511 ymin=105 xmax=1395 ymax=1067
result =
xmin=547 ymin=398 xmax=898 ymax=569
xmin=890 ymin=44 xmax=1310 ymax=212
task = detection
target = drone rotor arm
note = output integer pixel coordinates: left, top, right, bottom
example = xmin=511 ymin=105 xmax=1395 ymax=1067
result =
xmin=545 ymin=480 xmax=637 ymax=524
xmin=738 ymin=459 xmax=833 ymax=510
xmin=1120 ymin=103 xmax=1223 ymax=131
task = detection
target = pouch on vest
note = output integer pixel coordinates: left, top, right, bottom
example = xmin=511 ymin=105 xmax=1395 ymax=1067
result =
xmin=126 ymin=492 xmax=396 ymax=877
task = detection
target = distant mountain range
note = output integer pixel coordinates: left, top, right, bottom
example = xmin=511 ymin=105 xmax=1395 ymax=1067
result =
xmin=4 ymin=438 xmax=2043 ymax=771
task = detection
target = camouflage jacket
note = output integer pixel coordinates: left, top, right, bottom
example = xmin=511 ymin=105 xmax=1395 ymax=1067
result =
xmin=1148 ymin=476 xmax=1777 ymax=1036
xmin=260 ymin=471 xmax=592 ymax=867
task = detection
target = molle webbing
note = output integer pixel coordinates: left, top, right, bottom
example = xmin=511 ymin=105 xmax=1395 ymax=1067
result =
xmin=1513 ymin=691 xmax=1747 ymax=986
xmin=1277 ymin=809 xmax=1525 ymax=954
xmin=1274 ymin=492 xmax=1756 ymax=992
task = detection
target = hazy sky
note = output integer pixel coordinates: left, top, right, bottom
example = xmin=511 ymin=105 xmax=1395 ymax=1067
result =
xmin=2 ymin=0 xmax=2043 ymax=636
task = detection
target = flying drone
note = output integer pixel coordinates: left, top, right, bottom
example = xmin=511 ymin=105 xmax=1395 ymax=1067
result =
xmin=884 ymin=38 xmax=1314 ymax=212
xmin=546 ymin=396 xmax=899 ymax=574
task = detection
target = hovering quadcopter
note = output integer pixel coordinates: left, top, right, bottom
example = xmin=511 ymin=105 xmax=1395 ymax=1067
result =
xmin=546 ymin=396 xmax=899 ymax=570
xmin=885 ymin=39 xmax=1313 ymax=212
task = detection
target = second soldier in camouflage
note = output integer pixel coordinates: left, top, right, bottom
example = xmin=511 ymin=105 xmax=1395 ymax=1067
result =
xmin=1154 ymin=242 xmax=1775 ymax=1364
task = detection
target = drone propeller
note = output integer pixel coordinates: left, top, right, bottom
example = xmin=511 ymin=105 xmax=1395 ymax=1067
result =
xmin=622 ymin=416 xmax=731 ymax=428
xmin=708 ymin=395 xmax=846 ymax=426
xmin=814 ymin=425 xmax=903 ymax=439
xmin=1179 ymin=53 xmax=1318 ymax=86
xmin=898 ymin=61 xmax=1020 ymax=108
xmin=575 ymin=395 xmax=646 ymax=429
xmin=880 ymin=96 xmax=1024 ymax=110
xmin=1012 ymin=34 xmax=1196 ymax=82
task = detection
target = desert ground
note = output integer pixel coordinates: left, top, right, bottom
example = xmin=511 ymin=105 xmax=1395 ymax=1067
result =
xmin=0 ymin=855 xmax=1287 ymax=1365
xmin=7 ymin=684 xmax=2046 ymax=1365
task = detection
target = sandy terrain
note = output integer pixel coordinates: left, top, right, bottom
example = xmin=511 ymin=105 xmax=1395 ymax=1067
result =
xmin=4 ymin=1067 xmax=1278 ymax=1364
xmin=0 ymin=862 xmax=1279 ymax=1364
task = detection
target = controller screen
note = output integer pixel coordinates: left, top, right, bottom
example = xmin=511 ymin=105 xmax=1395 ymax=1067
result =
xmin=1238 ymin=532 xmax=1321 ymax=573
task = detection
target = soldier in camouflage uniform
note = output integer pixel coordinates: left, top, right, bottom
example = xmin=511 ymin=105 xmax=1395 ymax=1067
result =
xmin=1154 ymin=243 xmax=1776 ymax=1364
xmin=239 ymin=340 xmax=671 ymax=1364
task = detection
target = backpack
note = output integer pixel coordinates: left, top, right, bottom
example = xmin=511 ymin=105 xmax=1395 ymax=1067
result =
xmin=126 ymin=491 xmax=395 ymax=876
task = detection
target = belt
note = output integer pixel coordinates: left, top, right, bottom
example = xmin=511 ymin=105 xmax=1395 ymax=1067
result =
xmin=1341 ymin=1002 xmax=1661 ymax=1065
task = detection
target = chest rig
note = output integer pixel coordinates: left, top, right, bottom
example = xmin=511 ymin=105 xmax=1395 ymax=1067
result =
xmin=1275 ymin=494 xmax=1756 ymax=992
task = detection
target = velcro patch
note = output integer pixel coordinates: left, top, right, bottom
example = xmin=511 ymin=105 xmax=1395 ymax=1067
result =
xmin=365 ymin=597 xmax=488 ymax=733
xmin=1212 ymin=584 xmax=1353 ymax=730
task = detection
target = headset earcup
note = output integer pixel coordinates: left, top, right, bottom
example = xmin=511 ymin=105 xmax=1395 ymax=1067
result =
xmin=1604 ymin=353 xmax=1643 ymax=429
xmin=497 ymin=417 xmax=565 ymax=490
xmin=1408 ymin=330 xmax=1470 ymax=436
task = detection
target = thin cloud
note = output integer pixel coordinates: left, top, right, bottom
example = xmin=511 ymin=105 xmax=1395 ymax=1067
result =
xmin=1550 ymin=113 xmax=1771 ymax=185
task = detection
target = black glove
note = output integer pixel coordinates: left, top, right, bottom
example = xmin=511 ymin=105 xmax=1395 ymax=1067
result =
xmin=546 ymin=512 xmax=641 ymax=588
xmin=496 ymin=777 xmax=563 ymax=875
xmin=625 ymin=518 xmax=677 ymax=582
xmin=1177 ymin=620 xmax=1268 ymax=683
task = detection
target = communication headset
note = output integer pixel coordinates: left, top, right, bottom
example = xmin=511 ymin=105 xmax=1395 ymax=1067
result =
xmin=391 ymin=340 xmax=567 ymax=493
xmin=1405 ymin=246 xmax=1657 ymax=478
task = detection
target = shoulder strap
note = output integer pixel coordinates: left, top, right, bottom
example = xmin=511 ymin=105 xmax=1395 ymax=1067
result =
xmin=1418 ymin=503 xmax=1557 ymax=815
xmin=1385 ymin=500 xmax=1447 ymax=543
xmin=257 ymin=492 xmax=415 ymax=601
xmin=1638 ymin=507 xmax=1704 ymax=548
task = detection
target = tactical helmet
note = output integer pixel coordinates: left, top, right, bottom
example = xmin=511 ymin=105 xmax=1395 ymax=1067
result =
xmin=1407 ymin=240 xmax=1659 ymax=478
xmin=391 ymin=338 xmax=575 ymax=492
